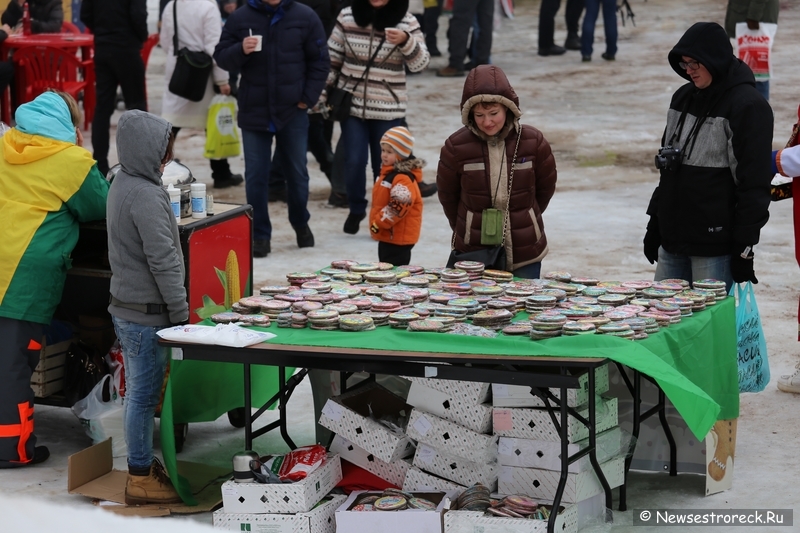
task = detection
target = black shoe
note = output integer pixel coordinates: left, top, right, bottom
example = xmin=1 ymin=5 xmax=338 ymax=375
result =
xmin=436 ymin=66 xmax=466 ymax=77
xmin=418 ymin=181 xmax=438 ymax=198
xmin=582 ymin=55 xmax=591 ymax=62
xmin=429 ymin=48 xmax=442 ymax=57
xmin=295 ymin=225 xmax=315 ymax=248
xmin=343 ymin=213 xmax=366 ymax=235
xmin=269 ymin=188 xmax=287 ymax=203
xmin=601 ymin=53 xmax=616 ymax=61
xmin=30 ymin=446 xmax=49 ymax=465
xmin=213 ymin=174 xmax=244 ymax=189
xmin=327 ymin=191 xmax=348 ymax=208
xmin=564 ymin=34 xmax=581 ymax=50
xmin=538 ymin=45 xmax=567 ymax=56
xmin=253 ymin=239 xmax=270 ymax=258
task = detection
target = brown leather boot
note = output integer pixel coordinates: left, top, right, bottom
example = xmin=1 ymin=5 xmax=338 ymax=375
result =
xmin=125 ymin=458 xmax=182 ymax=505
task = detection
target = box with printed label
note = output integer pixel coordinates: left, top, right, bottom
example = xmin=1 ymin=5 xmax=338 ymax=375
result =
xmin=492 ymin=397 xmax=618 ymax=443
xmin=329 ymin=434 xmax=410 ymax=488
xmin=405 ymin=376 xmax=491 ymax=406
xmin=444 ymin=504 xmax=577 ymax=533
xmin=407 ymin=409 xmax=498 ymax=464
xmin=212 ymin=493 xmax=345 ymax=532
xmin=406 ymin=380 xmax=493 ymax=434
xmin=220 ymin=454 xmax=342 ymax=514
xmin=491 ymin=364 xmax=609 ymax=408
xmin=412 ymin=442 xmax=497 ymax=489
xmin=335 ymin=490 xmax=456 ymax=533
xmin=498 ymin=427 xmax=625 ymax=472
xmin=498 ymin=456 xmax=625 ymax=503
xmin=402 ymin=466 xmax=466 ymax=494
xmin=318 ymin=383 xmax=415 ymax=463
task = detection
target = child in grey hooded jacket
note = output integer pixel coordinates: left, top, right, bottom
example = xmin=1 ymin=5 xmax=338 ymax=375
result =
xmin=106 ymin=109 xmax=188 ymax=505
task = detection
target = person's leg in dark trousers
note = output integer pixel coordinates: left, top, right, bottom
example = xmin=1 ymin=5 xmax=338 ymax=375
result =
xmin=378 ymin=241 xmax=414 ymax=266
xmin=581 ymin=0 xmax=599 ymax=59
xmin=600 ymin=0 xmax=618 ymax=59
xmin=275 ymin=108 xmax=312 ymax=238
xmin=241 ymin=128 xmax=276 ymax=247
xmin=473 ymin=0 xmax=494 ymax=66
xmin=564 ymin=0 xmax=584 ymax=49
xmin=306 ymin=113 xmax=334 ymax=180
xmin=423 ymin=0 xmax=444 ymax=56
xmin=441 ymin=0 xmax=479 ymax=74
xmin=269 ymin=145 xmax=288 ymax=203
xmin=328 ymin=133 xmax=348 ymax=207
xmin=0 ymin=61 xmax=13 ymax=98
xmin=538 ymin=0 xmax=562 ymax=53
xmin=92 ymin=46 xmax=146 ymax=176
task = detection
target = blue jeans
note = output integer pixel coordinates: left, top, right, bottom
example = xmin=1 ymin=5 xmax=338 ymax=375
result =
xmin=755 ymin=80 xmax=769 ymax=101
xmin=112 ymin=317 xmax=170 ymax=471
xmin=513 ymin=261 xmax=542 ymax=279
xmin=654 ymin=248 xmax=733 ymax=293
xmin=581 ymin=0 xmax=617 ymax=58
xmin=341 ymin=116 xmax=403 ymax=215
xmin=241 ymin=109 xmax=311 ymax=241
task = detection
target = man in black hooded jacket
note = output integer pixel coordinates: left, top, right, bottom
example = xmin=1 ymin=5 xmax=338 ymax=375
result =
xmin=643 ymin=22 xmax=773 ymax=292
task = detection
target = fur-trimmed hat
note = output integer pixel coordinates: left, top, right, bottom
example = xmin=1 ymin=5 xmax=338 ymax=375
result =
xmin=380 ymin=126 xmax=414 ymax=159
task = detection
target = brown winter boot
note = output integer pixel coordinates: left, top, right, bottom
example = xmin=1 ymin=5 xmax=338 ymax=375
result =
xmin=125 ymin=458 xmax=182 ymax=505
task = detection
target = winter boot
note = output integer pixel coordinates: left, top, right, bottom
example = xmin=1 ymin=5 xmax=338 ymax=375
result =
xmin=125 ymin=458 xmax=182 ymax=505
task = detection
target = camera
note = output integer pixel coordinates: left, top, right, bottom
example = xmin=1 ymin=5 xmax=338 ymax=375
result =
xmin=654 ymin=145 xmax=682 ymax=171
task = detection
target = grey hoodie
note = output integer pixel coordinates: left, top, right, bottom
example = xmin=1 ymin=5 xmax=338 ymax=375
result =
xmin=107 ymin=110 xmax=188 ymax=326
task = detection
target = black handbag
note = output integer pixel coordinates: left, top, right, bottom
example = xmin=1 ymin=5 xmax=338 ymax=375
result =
xmin=446 ymin=245 xmax=507 ymax=270
xmin=325 ymin=33 xmax=386 ymax=121
xmin=168 ymin=0 xmax=213 ymax=102
xmin=63 ymin=341 xmax=110 ymax=406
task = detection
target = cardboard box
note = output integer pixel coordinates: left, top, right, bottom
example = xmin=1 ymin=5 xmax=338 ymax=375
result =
xmin=329 ymin=434 xmax=410 ymax=488
xmin=335 ymin=490 xmax=455 ymax=533
xmin=406 ymin=409 xmax=498 ymax=464
xmin=492 ymin=364 xmax=609 ymax=408
xmin=212 ymin=493 xmax=346 ymax=533
xmin=406 ymin=380 xmax=493 ymax=434
xmin=492 ymin=397 xmax=618 ymax=443
xmin=221 ymin=454 xmax=342 ymax=514
xmin=318 ymin=383 xmax=415 ymax=464
xmin=402 ymin=466 xmax=466 ymax=494
xmin=30 ymin=336 xmax=73 ymax=398
xmin=68 ymin=438 xmax=227 ymax=516
xmin=498 ymin=427 xmax=625 ymax=472
xmin=405 ymin=376 xmax=491 ymax=406
xmin=412 ymin=443 xmax=497 ymax=489
xmin=497 ymin=456 xmax=625 ymax=503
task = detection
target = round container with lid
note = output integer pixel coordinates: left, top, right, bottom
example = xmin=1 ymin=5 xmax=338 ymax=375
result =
xmin=191 ymin=183 xmax=207 ymax=218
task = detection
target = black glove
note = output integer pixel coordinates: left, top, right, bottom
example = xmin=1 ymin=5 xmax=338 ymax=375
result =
xmin=731 ymin=249 xmax=758 ymax=284
xmin=643 ymin=216 xmax=660 ymax=264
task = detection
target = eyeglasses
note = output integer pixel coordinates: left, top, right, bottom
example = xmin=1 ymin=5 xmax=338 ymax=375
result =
xmin=679 ymin=61 xmax=701 ymax=71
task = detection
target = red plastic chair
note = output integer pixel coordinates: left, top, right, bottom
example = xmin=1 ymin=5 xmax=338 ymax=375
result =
xmin=141 ymin=34 xmax=160 ymax=69
xmin=61 ymin=21 xmax=82 ymax=34
xmin=12 ymin=45 xmax=95 ymax=130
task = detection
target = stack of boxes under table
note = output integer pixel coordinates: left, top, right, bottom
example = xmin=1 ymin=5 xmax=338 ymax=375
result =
xmin=212 ymin=453 xmax=344 ymax=531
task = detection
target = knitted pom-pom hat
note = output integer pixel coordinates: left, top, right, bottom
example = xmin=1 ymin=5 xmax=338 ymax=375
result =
xmin=380 ymin=126 xmax=414 ymax=159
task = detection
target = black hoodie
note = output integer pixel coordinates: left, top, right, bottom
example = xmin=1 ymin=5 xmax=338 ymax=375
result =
xmin=647 ymin=22 xmax=773 ymax=257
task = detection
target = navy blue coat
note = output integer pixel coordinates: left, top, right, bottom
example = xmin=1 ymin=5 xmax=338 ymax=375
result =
xmin=214 ymin=0 xmax=330 ymax=132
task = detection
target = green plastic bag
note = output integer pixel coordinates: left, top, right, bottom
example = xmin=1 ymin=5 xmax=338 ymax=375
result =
xmin=204 ymin=95 xmax=241 ymax=159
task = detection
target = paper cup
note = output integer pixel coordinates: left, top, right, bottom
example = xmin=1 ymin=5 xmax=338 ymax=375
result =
xmin=253 ymin=35 xmax=262 ymax=52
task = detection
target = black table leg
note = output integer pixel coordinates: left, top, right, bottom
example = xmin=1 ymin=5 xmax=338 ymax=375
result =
xmin=657 ymin=386 xmax=677 ymax=476
xmin=278 ymin=366 xmax=297 ymax=450
xmin=548 ymin=383 xmax=570 ymax=533
xmin=244 ymin=362 xmax=252 ymax=450
xmin=586 ymin=368 xmax=613 ymax=520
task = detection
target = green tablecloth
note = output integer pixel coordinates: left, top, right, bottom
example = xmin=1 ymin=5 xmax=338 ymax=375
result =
xmin=163 ymin=297 xmax=737 ymax=504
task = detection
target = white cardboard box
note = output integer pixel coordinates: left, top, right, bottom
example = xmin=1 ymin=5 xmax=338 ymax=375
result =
xmin=492 ymin=364 xmax=609 ymax=408
xmin=412 ymin=442 xmax=497 ymax=489
xmin=498 ymin=427 xmax=625 ymax=472
xmin=407 ymin=380 xmax=493 ymax=434
xmin=492 ymin=397 xmax=618 ymax=443
xmin=212 ymin=493 xmax=346 ymax=532
xmin=402 ymin=466 xmax=466 ymax=494
xmin=405 ymin=376 xmax=491 ymax=406
xmin=220 ymin=454 xmax=342 ymax=514
xmin=318 ymin=383 xmax=415 ymax=463
xmin=329 ymin=434 xmax=411 ymax=488
xmin=335 ymin=490 xmax=456 ymax=533
xmin=498 ymin=456 xmax=625 ymax=503
xmin=407 ymin=409 xmax=498 ymax=464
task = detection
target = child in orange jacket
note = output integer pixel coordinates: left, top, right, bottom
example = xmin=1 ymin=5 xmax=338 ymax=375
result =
xmin=369 ymin=126 xmax=426 ymax=266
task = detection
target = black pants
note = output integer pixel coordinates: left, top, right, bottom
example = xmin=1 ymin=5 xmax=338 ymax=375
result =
xmin=269 ymin=115 xmax=334 ymax=190
xmin=378 ymin=241 xmax=414 ymax=267
xmin=92 ymin=45 xmax=147 ymax=176
xmin=538 ymin=0 xmax=561 ymax=49
xmin=0 ymin=60 xmax=12 ymax=97
xmin=172 ymin=127 xmax=233 ymax=182
xmin=446 ymin=0 xmax=494 ymax=69
xmin=423 ymin=0 xmax=444 ymax=52
xmin=0 ymin=317 xmax=42 ymax=467
xmin=565 ymin=0 xmax=585 ymax=35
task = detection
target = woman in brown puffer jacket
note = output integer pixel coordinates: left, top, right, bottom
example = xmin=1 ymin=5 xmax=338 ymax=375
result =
xmin=436 ymin=65 xmax=557 ymax=277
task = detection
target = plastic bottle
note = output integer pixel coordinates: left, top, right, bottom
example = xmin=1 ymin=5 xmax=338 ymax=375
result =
xmin=22 ymin=2 xmax=31 ymax=35
xmin=206 ymin=194 xmax=214 ymax=216
xmin=190 ymin=183 xmax=206 ymax=218
xmin=167 ymin=185 xmax=181 ymax=222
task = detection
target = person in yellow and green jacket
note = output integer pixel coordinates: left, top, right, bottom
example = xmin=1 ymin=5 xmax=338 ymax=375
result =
xmin=0 ymin=90 xmax=109 ymax=468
